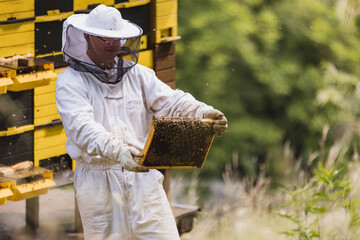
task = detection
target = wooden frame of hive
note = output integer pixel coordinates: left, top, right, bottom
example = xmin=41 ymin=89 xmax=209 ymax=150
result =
xmin=139 ymin=117 xmax=215 ymax=169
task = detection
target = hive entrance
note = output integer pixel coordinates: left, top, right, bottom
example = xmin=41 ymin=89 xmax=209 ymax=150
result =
xmin=139 ymin=117 xmax=215 ymax=169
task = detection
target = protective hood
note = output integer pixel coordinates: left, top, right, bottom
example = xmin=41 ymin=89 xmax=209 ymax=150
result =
xmin=62 ymin=4 xmax=143 ymax=84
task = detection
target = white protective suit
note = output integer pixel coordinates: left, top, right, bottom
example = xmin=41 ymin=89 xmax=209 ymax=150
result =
xmin=56 ymin=5 xmax=215 ymax=240
xmin=56 ymin=48 xmax=214 ymax=240
xmin=56 ymin=65 xmax=214 ymax=239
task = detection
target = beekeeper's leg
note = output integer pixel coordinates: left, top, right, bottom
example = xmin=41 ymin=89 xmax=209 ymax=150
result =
xmin=74 ymin=164 xmax=131 ymax=240
xmin=129 ymin=169 xmax=180 ymax=240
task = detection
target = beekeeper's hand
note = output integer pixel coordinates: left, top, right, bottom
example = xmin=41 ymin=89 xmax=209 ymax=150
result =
xmin=116 ymin=145 xmax=149 ymax=172
xmin=203 ymin=109 xmax=228 ymax=137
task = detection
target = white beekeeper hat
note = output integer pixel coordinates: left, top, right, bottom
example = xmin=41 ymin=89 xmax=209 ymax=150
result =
xmin=66 ymin=4 xmax=142 ymax=38
xmin=62 ymin=4 xmax=143 ymax=84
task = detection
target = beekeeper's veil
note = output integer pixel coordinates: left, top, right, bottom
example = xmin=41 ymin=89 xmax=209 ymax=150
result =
xmin=62 ymin=4 xmax=143 ymax=84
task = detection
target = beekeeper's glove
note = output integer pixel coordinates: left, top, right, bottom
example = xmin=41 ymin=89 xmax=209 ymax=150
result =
xmin=116 ymin=145 xmax=149 ymax=172
xmin=203 ymin=109 xmax=228 ymax=137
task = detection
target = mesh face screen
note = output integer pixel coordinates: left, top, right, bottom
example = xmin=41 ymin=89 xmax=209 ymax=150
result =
xmin=63 ymin=25 xmax=141 ymax=84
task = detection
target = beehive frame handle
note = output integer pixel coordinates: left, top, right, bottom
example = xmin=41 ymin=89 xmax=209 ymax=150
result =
xmin=139 ymin=120 xmax=155 ymax=165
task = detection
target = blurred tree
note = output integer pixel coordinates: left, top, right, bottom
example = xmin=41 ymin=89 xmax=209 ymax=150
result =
xmin=176 ymin=0 xmax=360 ymax=181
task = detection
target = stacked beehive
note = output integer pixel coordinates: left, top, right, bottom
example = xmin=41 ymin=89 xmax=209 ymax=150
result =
xmin=0 ymin=0 xmax=181 ymax=204
xmin=151 ymin=0 xmax=179 ymax=88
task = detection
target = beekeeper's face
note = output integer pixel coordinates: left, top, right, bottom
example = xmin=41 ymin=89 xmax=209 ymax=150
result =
xmin=85 ymin=33 xmax=121 ymax=65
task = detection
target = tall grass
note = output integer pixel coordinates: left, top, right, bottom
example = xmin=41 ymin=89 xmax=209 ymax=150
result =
xmin=173 ymin=127 xmax=360 ymax=240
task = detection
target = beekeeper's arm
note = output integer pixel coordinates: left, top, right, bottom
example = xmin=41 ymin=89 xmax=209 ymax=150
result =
xmin=141 ymin=68 xmax=228 ymax=137
xmin=56 ymin=72 xmax=148 ymax=172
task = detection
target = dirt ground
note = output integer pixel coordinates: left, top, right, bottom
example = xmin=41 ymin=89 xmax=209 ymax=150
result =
xmin=0 ymin=171 xmax=83 ymax=240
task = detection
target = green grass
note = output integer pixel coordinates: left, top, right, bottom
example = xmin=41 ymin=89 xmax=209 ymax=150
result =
xmin=175 ymin=132 xmax=360 ymax=240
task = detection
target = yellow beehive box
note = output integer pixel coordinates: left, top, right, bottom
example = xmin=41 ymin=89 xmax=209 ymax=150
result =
xmin=0 ymin=125 xmax=34 ymax=137
xmin=0 ymin=18 xmax=35 ymax=57
xmin=34 ymin=77 xmax=60 ymax=126
xmin=0 ymin=11 xmax=34 ymax=22
xmin=150 ymin=0 xmax=180 ymax=43
xmin=140 ymin=34 xmax=148 ymax=50
xmin=156 ymin=14 xmax=177 ymax=31
xmin=35 ymin=11 xmax=73 ymax=23
xmin=74 ymin=0 xmax=115 ymax=11
xmin=0 ymin=162 xmax=55 ymax=201
xmin=138 ymin=49 xmax=153 ymax=69
xmin=154 ymin=14 xmax=180 ymax=43
xmin=0 ymin=0 xmax=35 ymax=57
xmin=3 ymin=57 xmax=57 ymax=91
xmin=34 ymin=123 xmax=67 ymax=167
xmin=7 ymin=170 xmax=56 ymax=201
xmin=0 ymin=0 xmax=34 ymax=16
xmin=155 ymin=0 xmax=177 ymax=17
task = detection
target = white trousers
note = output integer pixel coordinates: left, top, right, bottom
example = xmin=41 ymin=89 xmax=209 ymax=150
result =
xmin=74 ymin=163 xmax=180 ymax=240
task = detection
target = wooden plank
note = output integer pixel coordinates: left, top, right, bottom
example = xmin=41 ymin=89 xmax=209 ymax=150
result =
xmin=156 ymin=0 xmax=177 ymax=17
xmin=34 ymin=78 xmax=56 ymax=95
xmin=34 ymin=114 xmax=61 ymax=126
xmin=0 ymin=31 xmax=34 ymax=48
xmin=0 ymin=44 xmax=34 ymax=58
xmin=74 ymin=0 xmax=115 ymax=11
xmin=0 ymin=11 xmax=34 ymax=22
xmin=155 ymin=13 xmax=177 ymax=30
xmin=166 ymin=80 xmax=175 ymax=89
xmin=156 ymin=67 xmax=175 ymax=83
xmin=34 ymin=92 xmax=56 ymax=107
xmin=34 ymin=144 xmax=67 ymax=165
xmin=0 ymin=0 xmax=34 ymax=15
xmin=34 ymin=127 xmax=66 ymax=151
xmin=154 ymin=42 xmax=175 ymax=57
xmin=154 ymin=54 xmax=175 ymax=71
xmin=34 ymin=103 xmax=59 ymax=118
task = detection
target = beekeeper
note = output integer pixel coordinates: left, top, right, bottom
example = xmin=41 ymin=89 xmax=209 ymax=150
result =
xmin=56 ymin=4 xmax=227 ymax=240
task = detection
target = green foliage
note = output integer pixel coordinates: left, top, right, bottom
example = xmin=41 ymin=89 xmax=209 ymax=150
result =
xmin=273 ymin=162 xmax=360 ymax=239
xmin=177 ymin=0 xmax=360 ymax=179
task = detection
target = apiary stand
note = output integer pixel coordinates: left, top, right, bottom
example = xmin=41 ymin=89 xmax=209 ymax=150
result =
xmin=0 ymin=162 xmax=56 ymax=231
xmin=74 ymin=198 xmax=83 ymax=233
xmin=26 ymin=196 xmax=39 ymax=229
